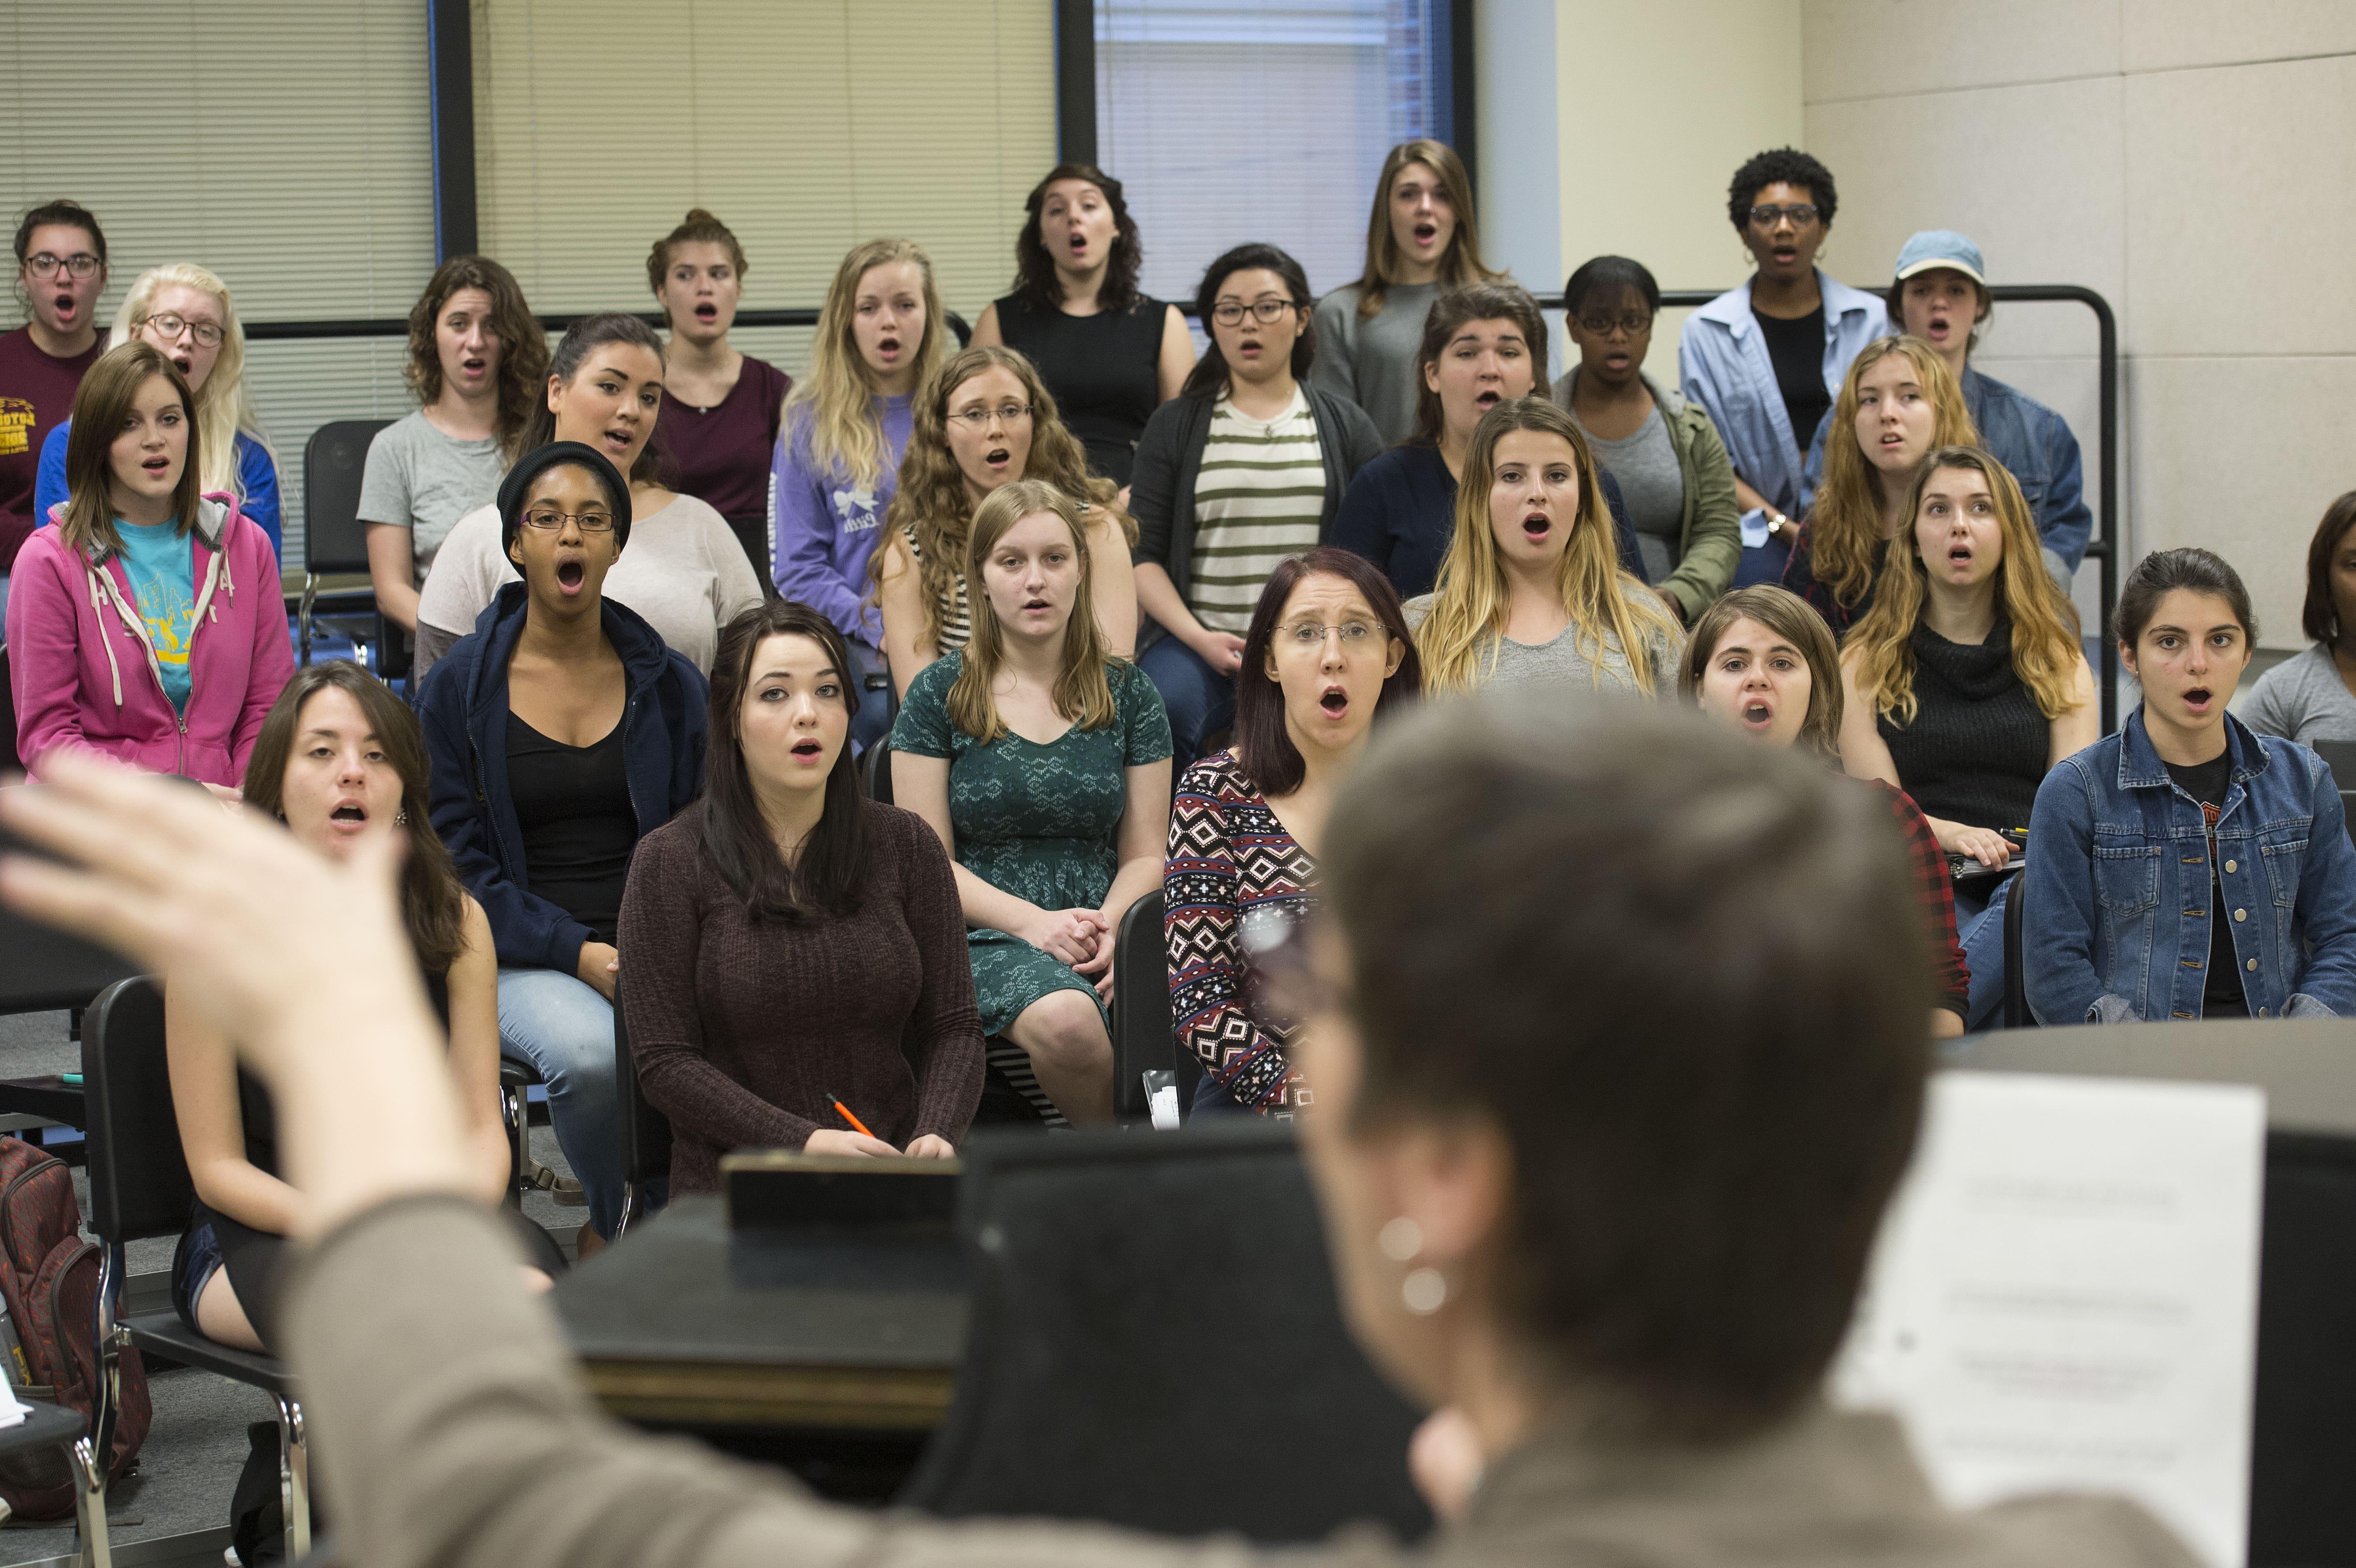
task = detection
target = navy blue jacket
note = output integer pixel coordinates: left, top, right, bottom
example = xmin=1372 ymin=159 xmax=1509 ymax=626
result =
xmin=419 ymin=581 xmax=709 ymax=975
xmin=1331 ymin=441 xmax=1648 ymax=603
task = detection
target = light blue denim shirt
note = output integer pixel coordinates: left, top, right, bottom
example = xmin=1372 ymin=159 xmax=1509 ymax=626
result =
xmin=1677 ymin=271 xmax=1886 ymax=540
xmin=2023 ymin=708 xmax=2356 ymax=1024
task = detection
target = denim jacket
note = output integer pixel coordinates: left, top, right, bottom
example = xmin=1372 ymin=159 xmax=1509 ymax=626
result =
xmin=1678 ymin=271 xmax=1885 ymax=534
xmin=2023 ymin=708 xmax=2356 ymax=1024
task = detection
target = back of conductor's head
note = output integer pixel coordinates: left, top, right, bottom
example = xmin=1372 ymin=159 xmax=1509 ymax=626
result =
xmin=1305 ymin=693 xmax=1931 ymax=1442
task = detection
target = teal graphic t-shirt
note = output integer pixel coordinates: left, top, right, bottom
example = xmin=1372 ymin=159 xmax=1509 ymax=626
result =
xmin=112 ymin=519 xmax=197 ymax=713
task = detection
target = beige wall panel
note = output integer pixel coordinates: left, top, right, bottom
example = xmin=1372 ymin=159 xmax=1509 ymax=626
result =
xmin=1805 ymin=76 xmax=2123 ymax=353
xmin=2129 ymin=354 xmax=2356 ymax=647
xmin=2123 ymin=0 xmax=2356 ymax=74
xmin=1802 ymin=0 xmax=2118 ymax=100
xmin=2123 ymin=54 xmax=2356 ymax=359
xmin=473 ymin=0 xmax=1053 ymax=330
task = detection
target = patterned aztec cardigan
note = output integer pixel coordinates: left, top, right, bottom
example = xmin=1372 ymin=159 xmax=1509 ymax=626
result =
xmin=1162 ymin=750 xmax=1314 ymax=1112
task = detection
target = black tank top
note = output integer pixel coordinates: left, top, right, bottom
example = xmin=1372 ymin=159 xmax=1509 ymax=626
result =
xmin=1876 ymin=613 xmax=2049 ymax=831
xmin=992 ymin=293 xmax=1166 ymax=486
xmin=506 ymin=711 xmax=635 ymax=944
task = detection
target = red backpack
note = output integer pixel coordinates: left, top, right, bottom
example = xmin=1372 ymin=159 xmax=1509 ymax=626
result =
xmin=0 ymin=1135 xmax=150 ymax=1520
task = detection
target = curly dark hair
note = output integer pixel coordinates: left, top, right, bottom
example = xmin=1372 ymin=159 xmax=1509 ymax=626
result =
xmin=1725 ymin=148 xmax=1839 ymax=230
xmin=404 ymin=255 xmax=547 ymax=461
xmin=1011 ymin=164 xmax=1141 ymax=316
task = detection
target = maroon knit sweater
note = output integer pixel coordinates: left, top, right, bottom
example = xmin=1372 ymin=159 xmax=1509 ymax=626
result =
xmin=616 ymin=803 xmax=984 ymax=1194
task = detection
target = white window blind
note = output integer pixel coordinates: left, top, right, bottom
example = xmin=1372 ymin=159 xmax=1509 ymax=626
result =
xmin=472 ymin=0 xmax=1057 ymax=326
xmin=0 ymin=1 xmax=437 ymax=567
xmin=1094 ymin=0 xmax=1455 ymax=307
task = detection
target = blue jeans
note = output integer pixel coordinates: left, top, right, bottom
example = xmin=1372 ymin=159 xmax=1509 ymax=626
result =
xmin=1956 ymin=874 xmax=2014 ymax=1032
xmin=1138 ymin=634 xmax=1236 ymax=767
xmin=849 ymin=636 xmax=894 ymax=756
xmin=497 ymin=965 xmax=622 ymax=1237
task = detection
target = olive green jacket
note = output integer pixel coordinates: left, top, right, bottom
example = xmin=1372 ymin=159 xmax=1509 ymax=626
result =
xmin=1554 ymin=369 xmax=1743 ymax=621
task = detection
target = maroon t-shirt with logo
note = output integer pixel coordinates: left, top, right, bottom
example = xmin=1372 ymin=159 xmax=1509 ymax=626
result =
xmin=0 ymin=325 xmax=104 ymax=572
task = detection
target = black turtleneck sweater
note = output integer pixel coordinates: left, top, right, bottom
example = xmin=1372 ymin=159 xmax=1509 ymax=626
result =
xmin=1876 ymin=612 xmax=2048 ymax=830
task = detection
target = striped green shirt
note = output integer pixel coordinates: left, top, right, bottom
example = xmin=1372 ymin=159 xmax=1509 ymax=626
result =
xmin=1189 ymin=388 xmax=1325 ymax=634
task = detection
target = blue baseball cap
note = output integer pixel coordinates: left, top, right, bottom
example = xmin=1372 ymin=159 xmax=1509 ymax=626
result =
xmin=1893 ymin=230 xmax=1986 ymax=286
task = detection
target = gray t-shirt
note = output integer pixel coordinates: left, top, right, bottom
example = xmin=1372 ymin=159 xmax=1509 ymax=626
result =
xmin=356 ymin=410 xmax=506 ymax=583
xmin=1308 ymin=281 xmax=1439 ymax=447
xmin=2241 ymin=642 xmax=2356 ymax=744
xmin=1574 ymin=405 xmax=1684 ymax=583
xmin=1404 ymin=595 xmax=1682 ymax=695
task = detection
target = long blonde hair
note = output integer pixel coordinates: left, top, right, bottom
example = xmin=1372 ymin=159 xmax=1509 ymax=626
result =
xmin=1416 ymin=399 xmax=1682 ymax=695
xmin=1808 ymin=336 xmax=1977 ymax=611
xmin=1847 ymin=446 xmax=2083 ymax=724
xmin=948 ymin=479 xmax=1117 ymax=744
xmin=879 ymin=344 xmax=1125 ymax=650
xmin=107 ymin=263 xmax=271 ymax=506
xmin=787 ymin=239 xmax=948 ymax=491
xmin=1351 ymin=140 xmax=1500 ymax=320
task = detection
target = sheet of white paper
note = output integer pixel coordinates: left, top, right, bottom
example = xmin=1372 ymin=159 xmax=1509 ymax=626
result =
xmin=0 ymin=1390 xmax=29 ymax=1429
xmin=1832 ymin=1070 xmax=2265 ymax=1568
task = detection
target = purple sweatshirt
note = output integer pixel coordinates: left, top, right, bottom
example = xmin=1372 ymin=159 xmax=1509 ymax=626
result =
xmin=769 ymin=394 xmax=913 ymax=646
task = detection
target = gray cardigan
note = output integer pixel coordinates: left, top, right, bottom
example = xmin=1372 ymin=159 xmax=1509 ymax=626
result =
xmin=1128 ymin=383 xmax=1384 ymax=612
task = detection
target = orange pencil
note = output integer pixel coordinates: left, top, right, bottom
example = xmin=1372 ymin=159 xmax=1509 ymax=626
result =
xmin=824 ymin=1091 xmax=875 ymax=1139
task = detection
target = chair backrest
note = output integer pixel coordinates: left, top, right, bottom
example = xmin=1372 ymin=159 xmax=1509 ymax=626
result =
xmin=612 ymin=988 xmax=671 ymax=1189
xmin=865 ymin=734 xmax=895 ymax=805
xmin=0 ymin=643 xmax=16 ymax=775
xmin=0 ymin=794 xmax=139 ymax=1015
xmin=303 ymin=419 xmax=395 ymax=577
xmin=80 ymin=977 xmax=198 ymax=1245
xmin=898 ymin=1123 xmax=1430 ymax=1543
xmin=1947 ymin=1021 xmax=2356 ymax=1561
xmin=2309 ymin=740 xmax=2356 ymax=847
xmin=1110 ymin=888 xmax=1177 ymax=1119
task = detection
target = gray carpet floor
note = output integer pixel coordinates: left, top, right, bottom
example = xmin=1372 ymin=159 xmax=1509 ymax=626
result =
xmin=0 ymin=1006 xmax=587 ymax=1566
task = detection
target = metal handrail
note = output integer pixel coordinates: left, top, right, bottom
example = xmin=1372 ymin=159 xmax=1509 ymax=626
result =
xmin=244 ymin=282 xmax=2123 ymax=728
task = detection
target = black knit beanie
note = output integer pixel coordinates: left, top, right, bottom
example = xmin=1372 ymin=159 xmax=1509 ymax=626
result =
xmin=497 ymin=441 xmax=632 ymax=557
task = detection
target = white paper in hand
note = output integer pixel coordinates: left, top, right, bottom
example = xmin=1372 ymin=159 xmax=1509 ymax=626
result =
xmin=1832 ymin=1071 xmax=2265 ymax=1568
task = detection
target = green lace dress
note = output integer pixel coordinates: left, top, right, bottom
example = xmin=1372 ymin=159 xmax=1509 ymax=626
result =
xmin=889 ymin=653 xmax=1173 ymax=1034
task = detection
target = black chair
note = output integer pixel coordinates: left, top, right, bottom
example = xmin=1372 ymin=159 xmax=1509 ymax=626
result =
xmin=898 ymin=1123 xmax=1429 ymax=1542
xmin=1110 ymin=888 xmax=1180 ymax=1121
xmin=2001 ymin=869 xmax=2030 ymax=1029
xmin=865 ymin=734 xmax=895 ymax=806
xmin=612 ymin=989 xmax=671 ymax=1238
xmin=0 ymin=794 xmax=140 ymax=1130
xmin=0 ymin=1398 xmax=114 ymax=1556
xmin=2308 ymin=740 xmax=2356 ymax=847
xmin=81 ymin=977 xmax=311 ymax=1564
xmin=298 ymin=419 xmax=400 ymax=675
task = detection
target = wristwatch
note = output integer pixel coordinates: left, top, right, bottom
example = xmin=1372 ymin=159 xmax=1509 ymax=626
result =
xmin=1764 ymin=512 xmax=1793 ymax=540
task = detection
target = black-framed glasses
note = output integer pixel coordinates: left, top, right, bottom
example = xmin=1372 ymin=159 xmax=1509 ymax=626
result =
xmin=1747 ymin=203 xmax=1820 ymax=229
xmin=24 ymin=252 xmax=100 ymax=279
xmin=1279 ymin=621 xmax=1379 ymax=648
xmin=947 ymin=402 xmax=1032 ymax=429
xmin=520 ymin=508 xmax=617 ymax=533
xmin=1211 ymin=299 xmax=1298 ymax=327
xmin=1576 ymin=311 xmax=1654 ymax=339
xmin=141 ymin=312 xmax=225 ymax=348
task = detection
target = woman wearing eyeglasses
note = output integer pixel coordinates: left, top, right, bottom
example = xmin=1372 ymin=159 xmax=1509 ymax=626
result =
xmin=417 ymin=442 xmax=709 ymax=1250
xmin=1678 ymin=149 xmax=1884 ymax=574
xmin=34 ymin=263 xmax=282 ymax=558
xmin=1129 ymin=244 xmax=1381 ymax=764
xmin=1555 ymin=256 xmax=1739 ymax=625
xmin=2 ymin=200 xmax=109 ymax=635
xmin=873 ymin=344 xmax=1136 ymax=699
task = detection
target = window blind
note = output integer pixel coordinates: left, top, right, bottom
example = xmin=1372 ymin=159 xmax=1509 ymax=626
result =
xmin=0 ymin=1 xmax=436 ymax=567
xmin=472 ymin=0 xmax=1056 ymax=325
xmin=1094 ymin=0 xmax=1452 ymax=306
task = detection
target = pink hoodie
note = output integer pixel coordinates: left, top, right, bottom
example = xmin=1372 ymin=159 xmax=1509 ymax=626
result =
xmin=11 ymin=492 xmax=294 ymax=788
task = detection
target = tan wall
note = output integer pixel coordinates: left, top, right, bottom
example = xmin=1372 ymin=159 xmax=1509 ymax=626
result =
xmin=1803 ymin=1 xmax=2356 ymax=648
xmin=1554 ymin=0 xmax=1803 ymax=388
